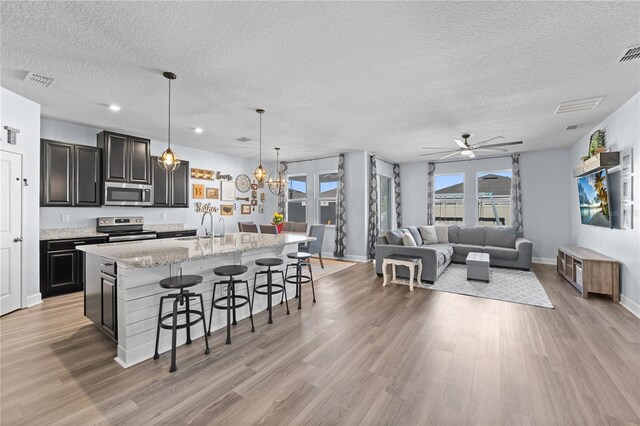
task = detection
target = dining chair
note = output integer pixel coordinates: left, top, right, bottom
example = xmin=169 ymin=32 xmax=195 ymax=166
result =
xmin=298 ymin=225 xmax=326 ymax=268
xmin=259 ymin=224 xmax=279 ymax=234
xmin=290 ymin=222 xmax=308 ymax=233
xmin=281 ymin=222 xmax=293 ymax=232
xmin=238 ymin=221 xmax=254 ymax=232
xmin=241 ymin=223 xmax=259 ymax=233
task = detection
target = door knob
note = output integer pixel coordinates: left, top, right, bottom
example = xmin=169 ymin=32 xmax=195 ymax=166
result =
xmin=13 ymin=237 xmax=23 ymax=242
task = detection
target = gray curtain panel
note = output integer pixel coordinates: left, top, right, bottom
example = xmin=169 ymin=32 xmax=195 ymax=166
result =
xmin=426 ymin=162 xmax=436 ymax=225
xmin=510 ymin=154 xmax=523 ymax=231
xmin=393 ymin=163 xmax=402 ymax=229
xmin=278 ymin=161 xmax=288 ymax=218
xmin=333 ymin=154 xmax=347 ymax=258
xmin=367 ymin=155 xmax=379 ymax=260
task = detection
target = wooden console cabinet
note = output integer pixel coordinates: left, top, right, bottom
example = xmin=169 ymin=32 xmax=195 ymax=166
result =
xmin=557 ymin=246 xmax=620 ymax=302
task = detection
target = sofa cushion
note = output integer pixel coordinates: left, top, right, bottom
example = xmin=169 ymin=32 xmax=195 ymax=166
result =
xmin=430 ymin=243 xmax=453 ymax=266
xmin=402 ymin=231 xmax=417 ymax=247
xmin=435 ymin=225 xmax=449 ymax=243
xmin=484 ymin=245 xmax=519 ymax=260
xmin=376 ymin=235 xmax=388 ymax=245
xmin=485 ymin=226 xmax=517 ymax=248
xmin=458 ymin=226 xmax=486 ymax=246
xmin=405 ymin=226 xmax=423 ymax=246
xmin=385 ymin=229 xmax=404 ymax=246
xmin=451 ymin=243 xmax=483 ymax=257
xmin=418 ymin=225 xmax=438 ymax=244
xmin=448 ymin=225 xmax=459 ymax=243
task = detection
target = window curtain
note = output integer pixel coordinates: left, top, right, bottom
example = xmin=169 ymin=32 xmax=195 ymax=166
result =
xmin=510 ymin=154 xmax=523 ymax=231
xmin=367 ymin=155 xmax=379 ymax=260
xmin=278 ymin=161 xmax=288 ymax=218
xmin=333 ymin=154 xmax=347 ymax=258
xmin=393 ymin=163 xmax=402 ymax=229
xmin=426 ymin=162 xmax=435 ymax=225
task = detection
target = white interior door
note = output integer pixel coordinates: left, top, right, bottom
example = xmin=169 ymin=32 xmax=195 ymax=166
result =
xmin=0 ymin=150 xmax=23 ymax=316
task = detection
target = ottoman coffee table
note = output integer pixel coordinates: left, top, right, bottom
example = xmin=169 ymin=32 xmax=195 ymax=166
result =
xmin=466 ymin=252 xmax=490 ymax=282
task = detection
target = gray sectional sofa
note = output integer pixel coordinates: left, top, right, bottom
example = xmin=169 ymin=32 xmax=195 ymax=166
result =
xmin=375 ymin=225 xmax=533 ymax=283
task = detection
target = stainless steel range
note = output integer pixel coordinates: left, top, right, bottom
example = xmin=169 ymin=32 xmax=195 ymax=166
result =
xmin=96 ymin=216 xmax=157 ymax=242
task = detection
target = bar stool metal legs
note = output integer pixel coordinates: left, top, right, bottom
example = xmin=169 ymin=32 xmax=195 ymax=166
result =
xmin=253 ymin=258 xmax=289 ymax=324
xmin=285 ymin=252 xmax=316 ymax=310
xmin=208 ymin=265 xmax=255 ymax=345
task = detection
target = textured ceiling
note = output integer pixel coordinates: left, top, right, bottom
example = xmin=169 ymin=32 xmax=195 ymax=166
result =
xmin=1 ymin=1 xmax=639 ymax=163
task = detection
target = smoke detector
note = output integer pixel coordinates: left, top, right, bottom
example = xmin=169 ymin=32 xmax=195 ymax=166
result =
xmin=555 ymin=97 xmax=604 ymax=114
xmin=564 ymin=124 xmax=581 ymax=131
xmin=24 ymin=71 xmax=55 ymax=88
xmin=235 ymin=137 xmax=252 ymax=143
xmin=618 ymin=45 xmax=640 ymax=63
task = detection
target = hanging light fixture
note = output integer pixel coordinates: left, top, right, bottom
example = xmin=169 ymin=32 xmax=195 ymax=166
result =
xmin=267 ymin=147 xmax=287 ymax=196
xmin=253 ymin=109 xmax=267 ymax=183
xmin=158 ymin=71 xmax=181 ymax=172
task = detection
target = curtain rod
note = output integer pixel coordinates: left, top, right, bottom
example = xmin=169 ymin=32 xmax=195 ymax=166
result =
xmin=284 ymin=154 xmax=338 ymax=165
xmin=430 ymin=153 xmax=516 ymax=165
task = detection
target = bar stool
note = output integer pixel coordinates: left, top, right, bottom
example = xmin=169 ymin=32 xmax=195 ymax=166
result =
xmin=285 ymin=252 xmax=316 ymax=310
xmin=208 ymin=264 xmax=255 ymax=344
xmin=153 ymin=274 xmax=209 ymax=373
xmin=253 ymin=258 xmax=289 ymax=324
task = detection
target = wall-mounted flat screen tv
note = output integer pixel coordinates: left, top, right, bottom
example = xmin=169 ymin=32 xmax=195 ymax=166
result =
xmin=577 ymin=170 xmax=611 ymax=228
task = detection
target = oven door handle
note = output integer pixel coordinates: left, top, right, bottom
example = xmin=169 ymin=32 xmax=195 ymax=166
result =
xmin=109 ymin=234 xmax=157 ymax=242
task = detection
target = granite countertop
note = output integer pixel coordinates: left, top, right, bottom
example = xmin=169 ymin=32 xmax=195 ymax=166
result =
xmin=39 ymin=224 xmax=194 ymax=241
xmin=77 ymin=232 xmax=313 ymax=268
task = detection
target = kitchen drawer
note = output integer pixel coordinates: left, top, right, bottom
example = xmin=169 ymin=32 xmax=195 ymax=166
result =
xmin=156 ymin=230 xmax=197 ymax=239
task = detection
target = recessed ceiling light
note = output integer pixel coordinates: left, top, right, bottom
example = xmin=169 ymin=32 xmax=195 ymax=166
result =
xmin=109 ymin=104 xmax=121 ymax=112
xmin=194 ymin=127 xmax=203 ymax=134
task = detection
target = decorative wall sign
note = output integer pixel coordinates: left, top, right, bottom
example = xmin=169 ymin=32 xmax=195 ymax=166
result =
xmin=251 ymin=200 xmax=257 ymax=206
xmin=236 ymin=196 xmax=250 ymax=201
xmin=251 ymin=183 xmax=258 ymax=190
xmin=621 ymin=203 xmax=634 ymax=229
xmin=216 ymin=171 xmax=232 ymax=181
xmin=220 ymin=181 xmax=235 ymax=201
xmin=621 ymin=148 xmax=633 ymax=176
xmin=260 ymin=192 xmax=265 ymax=203
xmin=191 ymin=168 xmax=215 ymax=180
xmin=251 ymin=190 xmax=257 ymax=199
xmin=258 ymin=205 xmax=264 ymax=213
xmin=4 ymin=126 xmax=20 ymax=145
xmin=220 ymin=204 xmax=234 ymax=216
xmin=195 ymin=202 xmax=218 ymax=213
xmin=622 ymin=176 xmax=633 ymax=202
xmin=192 ymin=184 xmax=205 ymax=199
xmin=241 ymin=204 xmax=251 ymax=214
xmin=236 ymin=174 xmax=252 ymax=193
xmin=206 ymin=187 xmax=219 ymax=199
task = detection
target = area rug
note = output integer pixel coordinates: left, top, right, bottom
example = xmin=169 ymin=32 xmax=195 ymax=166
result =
xmin=395 ymin=263 xmax=553 ymax=308
xmin=305 ymin=257 xmax=356 ymax=280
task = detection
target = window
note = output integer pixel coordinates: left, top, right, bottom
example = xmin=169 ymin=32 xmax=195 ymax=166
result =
xmin=288 ymin=174 xmax=307 ymax=222
xmin=318 ymin=172 xmax=338 ymax=225
xmin=379 ymin=175 xmax=393 ymax=232
xmin=477 ymin=171 xmax=512 ymax=226
xmin=434 ymin=174 xmax=464 ymax=224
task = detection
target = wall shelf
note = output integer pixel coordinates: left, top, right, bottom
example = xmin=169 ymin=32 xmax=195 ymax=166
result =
xmin=574 ymin=152 xmax=620 ymax=177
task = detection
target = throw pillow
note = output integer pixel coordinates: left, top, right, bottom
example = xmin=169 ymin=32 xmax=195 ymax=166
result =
xmin=402 ymin=231 xmax=417 ymax=247
xmin=405 ymin=226 xmax=423 ymax=246
xmin=385 ymin=229 xmax=404 ymax=246
xmin=435 ymin=225 xmax=449 ymax=244
xmin=418 ymin=225 xmax=438 ymax=244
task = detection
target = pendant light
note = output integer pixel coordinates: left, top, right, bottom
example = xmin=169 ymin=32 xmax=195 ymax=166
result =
xmin=267 ymin=147 xmax=287 ymax=196
xmin=253 ymin=109 xmax=267 ymax=183
xmin=158 ymin=71 xmax=181 ymax=172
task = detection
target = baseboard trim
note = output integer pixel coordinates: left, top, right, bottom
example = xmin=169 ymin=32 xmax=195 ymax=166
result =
xmin=620 ymin=294 xmax=640 ymax=319
xmin=320 ymin=252 xmax=369 ymax=263
xmin=25 ymin=293 xmax=42 ymax=308
xmin=532 ymin=257 xmax=556 ymax=265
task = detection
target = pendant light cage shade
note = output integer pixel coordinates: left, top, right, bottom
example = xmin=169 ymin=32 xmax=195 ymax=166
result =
xmin=254 ymin=109 xmax=267 ymax=183
xmin=160 ymin=71 xmax=180 ymax=172
xmin=267 ymin=147 xmax=287 ymax=196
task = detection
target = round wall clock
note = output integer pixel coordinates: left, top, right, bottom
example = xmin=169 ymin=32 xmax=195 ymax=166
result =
xmin=235 ymin=174 xmax=251 ymax=193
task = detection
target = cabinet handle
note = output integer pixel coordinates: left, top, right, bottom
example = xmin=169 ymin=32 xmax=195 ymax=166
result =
xmin=74 ymin=241 xmax=86 ymax=245
xmin=100 ymin=262 xmax=114 ymax=268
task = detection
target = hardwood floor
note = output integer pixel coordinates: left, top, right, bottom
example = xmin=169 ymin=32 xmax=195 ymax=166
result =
xmin=1 ymin=263 xmax=639 ymax=425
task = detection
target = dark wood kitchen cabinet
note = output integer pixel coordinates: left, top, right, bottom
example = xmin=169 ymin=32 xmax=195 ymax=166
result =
xmin=41 ymin=140 xmax=101 ymax=207
xmin=98 ymin=131 xmax=151 ymax=184
xmin=151 ymin=157 xmax=189 ymax=208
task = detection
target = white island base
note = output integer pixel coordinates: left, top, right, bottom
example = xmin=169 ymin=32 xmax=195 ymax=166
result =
xmin=81 ymin=233 xmax=311 ymax=368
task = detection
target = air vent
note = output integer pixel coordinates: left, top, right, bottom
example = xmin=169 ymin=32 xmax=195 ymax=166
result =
xmin=235 ymin=137 xmax=252 ymax=143
xmin=564 ymin=124 xmax=580 ymax=130
xmin=24 ymin=71 xmax=55 ymax=88
xmin=618 ymin=45 xmax=640 ymax=63
xmin=555 ymin=97 xmax=604 ymax=114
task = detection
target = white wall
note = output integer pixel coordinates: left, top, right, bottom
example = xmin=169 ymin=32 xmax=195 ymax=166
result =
xmin=399 ymin=149 xmax=572 ymax=261
xmin=344 ymin=150 xmax=370 ymax=261
xmin=569 ymin=92 xmax=640 ymax=316
xmin=1 ymin=88 xmax=42 ymax=307
xmin=39 ymin=118 xmax=278 ymax=236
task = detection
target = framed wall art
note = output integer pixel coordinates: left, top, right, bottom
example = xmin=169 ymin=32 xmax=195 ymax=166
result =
xmin=241 ymin=204 xmax=251 ymax=214
xmin=220 ymin=204 xmax=234 ymax=216
xmin=621 ymin=176 xmax=633 ymax=202
xmin=220 ymin=181 xmax=235 ymax=201
xmin=621 ymin=203 xmax=634 ymax=229
xmin=206 ymin=187 xmax=219 ymax=199
xmin=621 ymin=148 xmax=633 ymax=176
xmin=192 ymin=184 xmax=205 ymax=199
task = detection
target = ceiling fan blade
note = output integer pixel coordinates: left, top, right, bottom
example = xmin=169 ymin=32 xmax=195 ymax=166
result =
xmin=475 ymin=147 xmax=509 ymax=152
xmin=479 ymin=141 xmax=523 ymax=149
xmin=471 ymin=136 xmax=504 ymax=147
xmin=421 ymin=147 xmax=460 ymax=150
xmin=454 ymin=139 xmax=466 ymax=148
xmin=419 ymin=150 xmax=459 ymax=157
xmin=467 ymin=151 xmax=476 ymax=158
xmin=439 ymin=152 xmax=459 ymax=160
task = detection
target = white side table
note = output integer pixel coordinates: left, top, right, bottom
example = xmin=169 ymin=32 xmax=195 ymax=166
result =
xmin=382 ymin=255 xmax=423 ymax=291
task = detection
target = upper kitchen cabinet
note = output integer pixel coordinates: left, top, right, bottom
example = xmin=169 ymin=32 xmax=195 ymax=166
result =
xmin=97 ymin=131 xmax=151 ymax=184
xmin=151 ymin=157 xmax=189 ymax=208
xmin=41 ymin=140 xmax=102 ymax=207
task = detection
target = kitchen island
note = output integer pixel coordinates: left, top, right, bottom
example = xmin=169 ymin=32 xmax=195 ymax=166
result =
xmin=78 ymin=232 xmax=312 ymax=368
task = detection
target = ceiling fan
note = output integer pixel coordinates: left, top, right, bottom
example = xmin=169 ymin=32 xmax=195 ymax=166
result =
xmin=420 ymin=134 xmax=523 ymax=159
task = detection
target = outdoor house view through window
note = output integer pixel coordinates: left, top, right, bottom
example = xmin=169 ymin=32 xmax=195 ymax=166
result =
xmin=477 ymin=171 xmax=512 ymax=226
xmin=434 ymin=174 xmax=464 ymax=224
xmin=288 ymin=175 xmax=307 ymax=222
xmin=319 ymin=172 xmax=338 ymax=225
xmin=379 ymin=175 xmax=393 ymax=232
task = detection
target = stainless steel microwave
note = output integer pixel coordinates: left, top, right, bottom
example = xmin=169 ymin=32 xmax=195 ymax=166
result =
xmin=103 ymin=182 xmax=153 ymax=206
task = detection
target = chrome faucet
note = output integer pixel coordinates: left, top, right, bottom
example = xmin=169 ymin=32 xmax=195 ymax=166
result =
xmin=200 ymin=212 xmax=214 ymax=239
xmin=218 ymin=218 xmax=226 ymax=237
